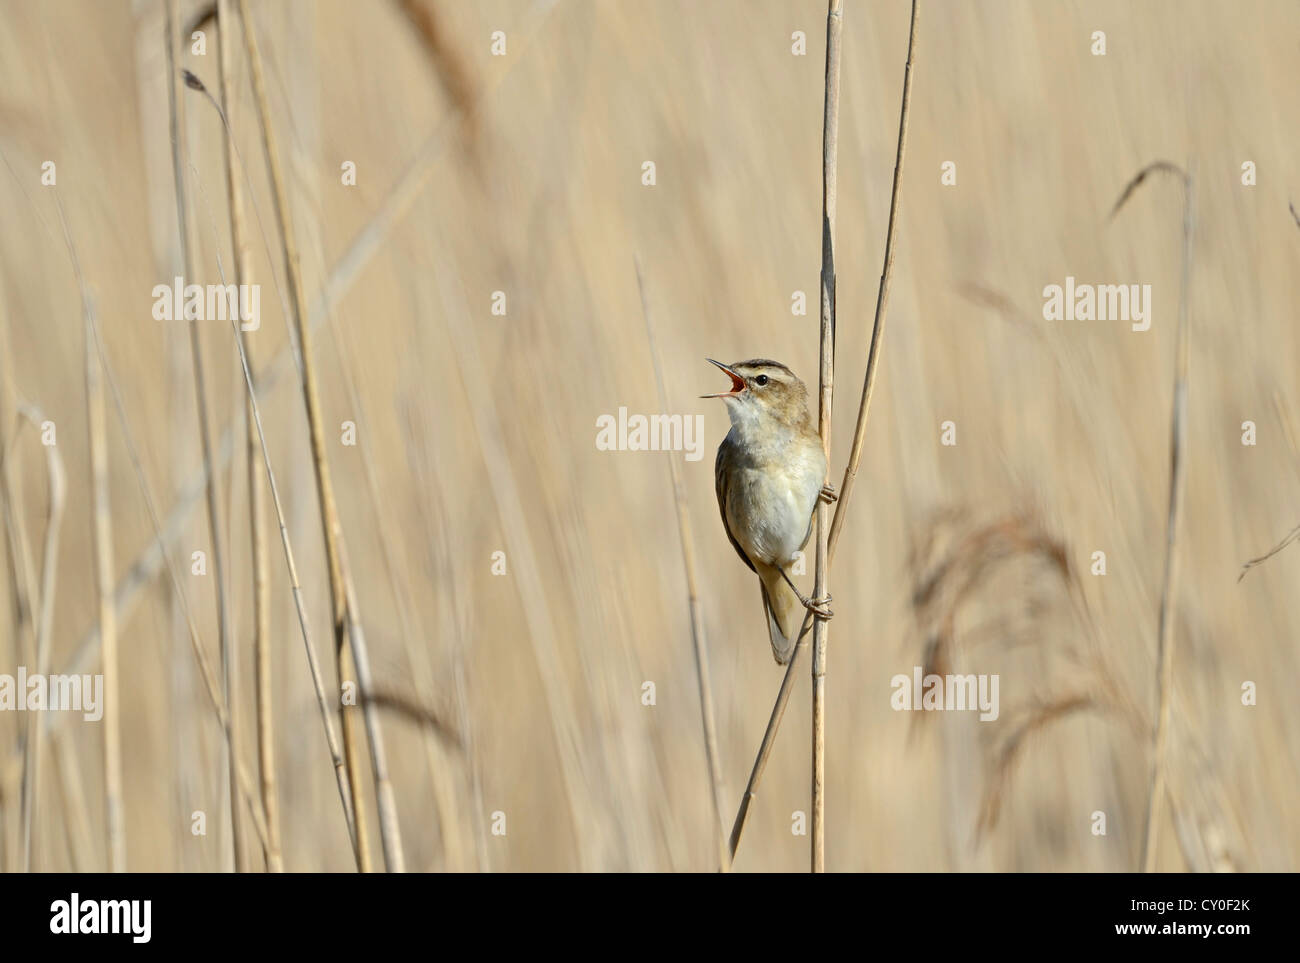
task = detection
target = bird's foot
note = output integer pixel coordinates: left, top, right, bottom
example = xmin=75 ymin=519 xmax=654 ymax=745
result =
xmin=819 ymin=483 xmax=838 ymax=504
xmin=777 ymin=566 xmax=834 ymax=620
xmin=801 ymin=592 xmax=834 ymax=621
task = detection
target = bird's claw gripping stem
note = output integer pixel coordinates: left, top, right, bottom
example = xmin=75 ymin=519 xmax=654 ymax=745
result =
xmin=804 ymin=593 xmax=833 ymax=620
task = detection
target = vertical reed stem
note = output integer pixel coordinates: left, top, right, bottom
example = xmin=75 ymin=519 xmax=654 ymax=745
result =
xmin=811 ymin=0 xmax=843 ymax=874
xmin=239 ymin=0 xmax=405 ymax=871
xmin=165 ymin=0 xmax=243 ymax=872
xmin=728 ymin=0 xmax=918 ymax=868
xmin=84 ymin=263 xmax=125 ymax=872
xmin=1141 ymin=165 xmax=1195 ymax=873
xmin=216 ymin=0 xmax=283 ymax=872
xmin=15 ymin=406 xmax=65 ymax=871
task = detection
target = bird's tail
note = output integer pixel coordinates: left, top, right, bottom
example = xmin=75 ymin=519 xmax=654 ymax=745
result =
xmin=757 ymin=562 xmax=802 ymax=665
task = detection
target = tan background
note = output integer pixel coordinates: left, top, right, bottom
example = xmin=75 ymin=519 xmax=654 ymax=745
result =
xmin=0 ymin=0 xmax=1297 ymax=871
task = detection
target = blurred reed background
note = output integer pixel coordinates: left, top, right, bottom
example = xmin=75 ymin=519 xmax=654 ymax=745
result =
xmin=0 ymin=0 xmax=1297 ymax=872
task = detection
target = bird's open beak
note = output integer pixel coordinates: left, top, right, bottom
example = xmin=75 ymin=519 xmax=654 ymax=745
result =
xmin=701 ymin=358 xmax=746 ymax=399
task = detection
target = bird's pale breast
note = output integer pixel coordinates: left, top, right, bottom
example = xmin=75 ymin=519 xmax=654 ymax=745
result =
xmin=724 ymin=434 xmax=825 ymax=567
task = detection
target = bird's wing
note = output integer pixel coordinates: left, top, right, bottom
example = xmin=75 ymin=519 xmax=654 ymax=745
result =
xmin=715 ymin=436 xmax=756 ymax=574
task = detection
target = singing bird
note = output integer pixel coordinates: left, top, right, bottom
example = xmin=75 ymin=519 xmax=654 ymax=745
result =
xmin=704 ymin=359 xmax=834 ymax=664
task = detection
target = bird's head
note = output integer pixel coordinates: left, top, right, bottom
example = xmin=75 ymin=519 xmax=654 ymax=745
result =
xmin=702 ymin=358 xmax=812 ymax=431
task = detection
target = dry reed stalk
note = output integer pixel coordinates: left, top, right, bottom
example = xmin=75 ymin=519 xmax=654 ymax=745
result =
xmin=634 ymin=256 xmax=730 ymax=872
xmin=215 ymin=0 xmax=282 ymax=873
xmin=810 ymin=0 xmax=843 ymax=874
xmin=826 ymin=0 xmax=917 ymax=563
xmin=728 ymin=0 xmax=918 ymax=868
xmin=727 ymin=646 xmax=800 ymax=860
xmin=0 ymin=479 xmax=24 ymax=870
xmin=78 ymin=236 xmax=126 ymax=873
xmin=377 ymin=675 xmax=463 ymax=872
xmin=235 ymin=0 xmax=366 ymax=872
xmin=321 ymin=316 xmax=459 ymax=867
xmin=50 ymin=730 xmax=94 ymax=871
xmin=49 ymin=0 xmax=561 ymax=702
xmin=0 ymin=751 xmax=18 ymax=862
xmin=220 ymin=219 xmax=363 ymax=862
xmin=236 ymin=0 xmax=404 ymax=870
xmin=45 ymin=271 xmax=328 ymax=693
xmin=0 ymin=767 xmax=10 ymax=871
xmin=44 ymin=197 xmax=125 ymax=870
xmin=51 ymin=294 xmax=307 ymax=696
xmin=0 ymin=291 xmax=37 ymax=679
xmin=164 ymin=0 xmax=243 ymax=871
xmin=268 ymin=5 xmax=552 ymax=860
xmin=0 ymin=304 xmax=36 ymax=874
xmin=12 ymin=405 xmax=64 ymax=871
xmin=52 ymin=436 xmax=226 ymax=677
xmin=341 ymin=575 xmax=406 ymax=871
xmin=44 ymin=0 xmax=562 ymax=786
xmin=249 ymin=295 xmax=280 ymax=871
xmin=88 ymin=323 xmax=273 ymax=855
xmin=1150 ymin=167 xmax=1194 ymax=874
xmin=1112 ymin=160 xmax=1194 ymax=873
xmin=49 ymin=192 xmax=273 ymax=857
xmin=96 ymin=376 xmax=274 ymax=847
xmin=177 ymin=67 xmax=368 ymax=863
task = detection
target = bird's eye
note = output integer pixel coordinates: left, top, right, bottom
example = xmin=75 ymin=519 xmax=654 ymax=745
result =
xmin=755 ymin=375 xmax=769 ymax=386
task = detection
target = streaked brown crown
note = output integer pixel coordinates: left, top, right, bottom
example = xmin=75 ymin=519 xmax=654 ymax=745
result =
xmin=729 ymin=360 xmax=813 ymax=429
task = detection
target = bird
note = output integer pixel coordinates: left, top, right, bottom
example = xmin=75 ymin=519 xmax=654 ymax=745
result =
xmin=704 ymin=358 xmax=835 ymax=665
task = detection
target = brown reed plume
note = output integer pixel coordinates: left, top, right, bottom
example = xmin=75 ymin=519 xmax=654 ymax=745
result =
xmin=906 ymin=508 xmax=1140 ymax=842
xmin=394 ymin=0 xmax=479 ymax=147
